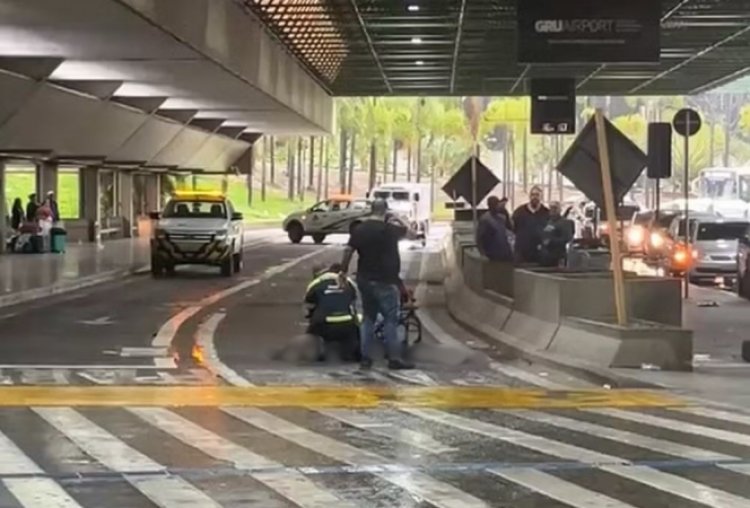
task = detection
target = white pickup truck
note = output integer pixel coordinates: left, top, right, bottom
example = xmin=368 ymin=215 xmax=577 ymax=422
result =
xmin=150 ymin=192 xmax=244 ymax=277
xmin=370 ymin=182 xmax=431 ymax=246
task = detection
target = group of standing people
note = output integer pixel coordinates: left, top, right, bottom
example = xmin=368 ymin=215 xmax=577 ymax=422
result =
xmin=9 ymin=191 xmax=60 ymax=231
xmin=477 ymin=185 xmax=574 ymax=267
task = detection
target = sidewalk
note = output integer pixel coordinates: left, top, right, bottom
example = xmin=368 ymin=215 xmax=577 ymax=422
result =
xmin=0 ymin=238 xmax=150 ymax=308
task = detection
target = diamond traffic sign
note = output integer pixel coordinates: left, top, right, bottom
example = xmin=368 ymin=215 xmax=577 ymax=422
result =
xmin=557 ymin=115 xmax=647 ymax=209
xmin=442 ymin=156 xmax=500 ymax=207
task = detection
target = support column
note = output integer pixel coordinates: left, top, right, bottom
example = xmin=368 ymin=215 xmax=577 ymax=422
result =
xmin=0 ymin=159 xmax=6 ymax=254
xmin=118 ymin=171 xmax=134 ymax=238
xmin=36 ymin=161 xmax=58 ymax=198
xmin=144 ymin=173 xmax=161 ymax=213
xmin=80 ymin=166 xmax=99 ymax=242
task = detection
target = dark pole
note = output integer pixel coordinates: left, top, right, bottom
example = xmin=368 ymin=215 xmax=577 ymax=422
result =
xmin=684 ymin=117 xmax=690 ymax=299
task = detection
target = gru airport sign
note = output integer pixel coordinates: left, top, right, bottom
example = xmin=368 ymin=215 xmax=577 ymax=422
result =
xmin=517 ymin=0 xmax=660 ymax=64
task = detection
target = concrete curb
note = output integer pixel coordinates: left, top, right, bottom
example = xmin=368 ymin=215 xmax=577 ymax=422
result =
xmin=441 ymin=232 xmax=659 ymax=388
xmin=444 ymin=276 xmax=658 ymax=388
xmin=0 ymin=265 xmax=149 ymax=310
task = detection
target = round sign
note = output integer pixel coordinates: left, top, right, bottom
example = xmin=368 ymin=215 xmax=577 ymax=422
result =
xmin=673 ymin=108 xmax=702 ymax=137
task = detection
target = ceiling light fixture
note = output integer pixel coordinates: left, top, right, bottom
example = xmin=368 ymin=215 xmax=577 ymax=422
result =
xmin=411 ymin=37 xmax=422 ymax=44
xmin=408 ymin=5 xmax=420 ymax=12
xmin=416 ymin=60 xmax=424 ymax=66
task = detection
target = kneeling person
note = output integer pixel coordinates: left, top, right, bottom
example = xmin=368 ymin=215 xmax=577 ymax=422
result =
xmin=305 ymin=263 xmax=360 ymax=361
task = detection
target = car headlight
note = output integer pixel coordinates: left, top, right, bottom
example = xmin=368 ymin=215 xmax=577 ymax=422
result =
xmin=214 ymin=229 xmax=228 ymax=240
xmin=627 ymin=227 xmax=644 ymax=245
xmin=650 ymin=232 xmax=664 ymax=248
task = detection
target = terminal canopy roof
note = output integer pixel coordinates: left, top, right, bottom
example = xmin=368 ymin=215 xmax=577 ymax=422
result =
xmin=246 ymin=0 xmax=750 ymax=96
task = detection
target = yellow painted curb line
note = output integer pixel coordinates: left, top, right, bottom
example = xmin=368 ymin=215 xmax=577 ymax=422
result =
xmin=0 ymin=386 xmax=686 ymax=408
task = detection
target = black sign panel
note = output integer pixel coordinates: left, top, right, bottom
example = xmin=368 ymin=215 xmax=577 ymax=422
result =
xmin=557 ymin=115 xmax=647 ymax=209
xmin=517 ymin=0 xmax=661 ymax=64
xmin=442 ymin=157 xmax=500 ymax=207
xmin=530 ymin=79 xmax=576 ymax=135
xmin=673 ymin=108 xmax=702 ymax=137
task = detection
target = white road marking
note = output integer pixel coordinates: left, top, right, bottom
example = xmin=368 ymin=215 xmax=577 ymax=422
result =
xmin=129 ymin=407 xmax=356 ymax=508
xmin=490 ymin=468 xmax=636 ymax=508
xmin=589 ymin=408 xmax=750 ymax=449
xmin=33 ymin=408 xmax=220 ymax=507
xmin=511 ymin=410 xmax=730 ymax=461
xmin=488 ymin=362 xmax=566 ymax=389
xmin=4 ymin=478 xmax=82 ymax=508
xmin=404 ymin=408 xmax=750 ymax=508
xmin=0 ymin=429 xmax=82 ymax=507
xmin=223 ymin=407 xmax=491 ymax=508
xmin=151 ymin=247 xmax=328 ymax=368
xmin=195 ymin=313 xmax=251 ymax=387
xmin=675 ymin=406 xmax=750 ymax=427
xmin=77 ymin=316 xmax=114 ymax=326
xmin=317 ymin=408 xmax=456 ymax=454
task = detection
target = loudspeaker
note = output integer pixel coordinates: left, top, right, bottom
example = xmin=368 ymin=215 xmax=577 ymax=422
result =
xmin=647 ymin=122 xmax=672 ymax=179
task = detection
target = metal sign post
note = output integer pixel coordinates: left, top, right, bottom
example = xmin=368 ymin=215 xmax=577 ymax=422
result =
xmin=672 ymin=108 xmax=702 ymax=299
xmin=594 ymin=110 xmax=628 ymax=326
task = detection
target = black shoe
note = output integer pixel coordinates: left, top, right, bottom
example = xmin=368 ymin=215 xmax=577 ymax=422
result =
xmin=360 ymin=358 xmax=373 ymax=370
xmin=388 ymin=359 xmax=415 ymax=370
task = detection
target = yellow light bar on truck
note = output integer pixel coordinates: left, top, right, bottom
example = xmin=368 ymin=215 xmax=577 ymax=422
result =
xmin=172 ymin=190 xmax=225 ymax=201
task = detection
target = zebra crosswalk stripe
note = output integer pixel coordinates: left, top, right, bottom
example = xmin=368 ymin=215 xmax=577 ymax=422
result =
xmin=128 ymin=407 xmax=358 ymax=508
xmin=0 ymin=429 xmax=82 ymax=508
xmin=32 ymin=408 xmax=221 ymax=508
xmin=673 ymin=406 xmax=750 ymax=428
xmin=589 ymin=408 xmax=750 ymax=448
xmin=509 ymin=410 xmax=750 ymax=478
xmin=317 ymin=408 xmax=456 ymax=454
xmin=490 ymin=467 xmax=636 ymax=508
xmin=222 ymin=407 xmax=492 ymax=508
xmin=404 ymin=408 xmax=750 ymax=508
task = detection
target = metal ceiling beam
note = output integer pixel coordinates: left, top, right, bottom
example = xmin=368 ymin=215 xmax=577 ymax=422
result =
xmin=510 ymin=64 xmax=530 ymax=93
xmin=449 ymin=0 xmax=468 ymax=94
xmin=348 ymin=0 xmax=391 ymax=93
xmin=689 ymin=65 xmax=750 ymax=94
xmin=630 ymin=22 xmax=750 ymax=92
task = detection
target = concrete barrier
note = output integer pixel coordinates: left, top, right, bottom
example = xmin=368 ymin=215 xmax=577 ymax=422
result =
xmin=444 ymin=227 xmax=693 ymax=372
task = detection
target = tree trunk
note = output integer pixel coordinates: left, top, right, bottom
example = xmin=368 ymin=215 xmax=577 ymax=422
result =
xmin=269 ymin=135 xmax=276 ymax=185
xmin=316 ymin=137 xmax=323 ymax=201
xmin=324 ymin=137 xmax=330 ymax=199
xmin=709 ymin=124 xmax=715 ymax=166
xmin=297 ymin=138 xmax=305 ymax=201
xmin=522 ymin=129 xmax=528 ymax=192
xmin=369 ymin=141 xmax=377 ymax=190
xmin=382 ymin=145 xmax=389 ymax=183
xmin=392 ymin=140 xmax=398 ymax=181
xmin=416 ymin=136 xmax=422 ymax=183
xmin=247 ymin=147 xmax=255 ymax=207
xmin=348 ymin=132 xmax=356 ymax=194
xmin=287 ymin=140 xmax=295 ymax=200
xmin=260 ymin=136 xmax=267 ymax=201
xmin=308 ymin=136 xmax=315 ymax=189
xmin=339 ymin=130 xmax=348 ymax=194
xmin=406 ymin=145 xmax=412 ymax=182
xmin=221 ymin=174 xmax=228 ymax=195
xmin=724 ymin=121 xmax=731 ymax=166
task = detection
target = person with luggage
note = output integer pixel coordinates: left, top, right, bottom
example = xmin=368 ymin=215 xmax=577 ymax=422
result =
xmin=304 ymin=263 xmax=360 ymax=362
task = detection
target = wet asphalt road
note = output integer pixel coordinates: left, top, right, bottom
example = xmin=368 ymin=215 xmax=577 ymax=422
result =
xmin=3 ymin=229 xmax=750 ymax=506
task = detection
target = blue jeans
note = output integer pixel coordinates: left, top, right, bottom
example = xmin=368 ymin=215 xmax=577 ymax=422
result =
xmin=358 ymin=278 xmax=400 ymax=360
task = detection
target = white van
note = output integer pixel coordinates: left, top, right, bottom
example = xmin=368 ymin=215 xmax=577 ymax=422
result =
xmin=369 ymin=183 xmax=431 ymax=245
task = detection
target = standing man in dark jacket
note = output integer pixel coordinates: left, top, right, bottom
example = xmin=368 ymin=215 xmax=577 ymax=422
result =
xmin=477 ymin=196 xmax=513 ymax=262
xmin=511 ymin=186 xmax=549 ymax=264
xmin=539 ymin=201 xmax=575 ymax=267
xmin=25 ymin=193 xmax=39 ymax=222
xmin=340 ymin=199 xmax=414 ymax=370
